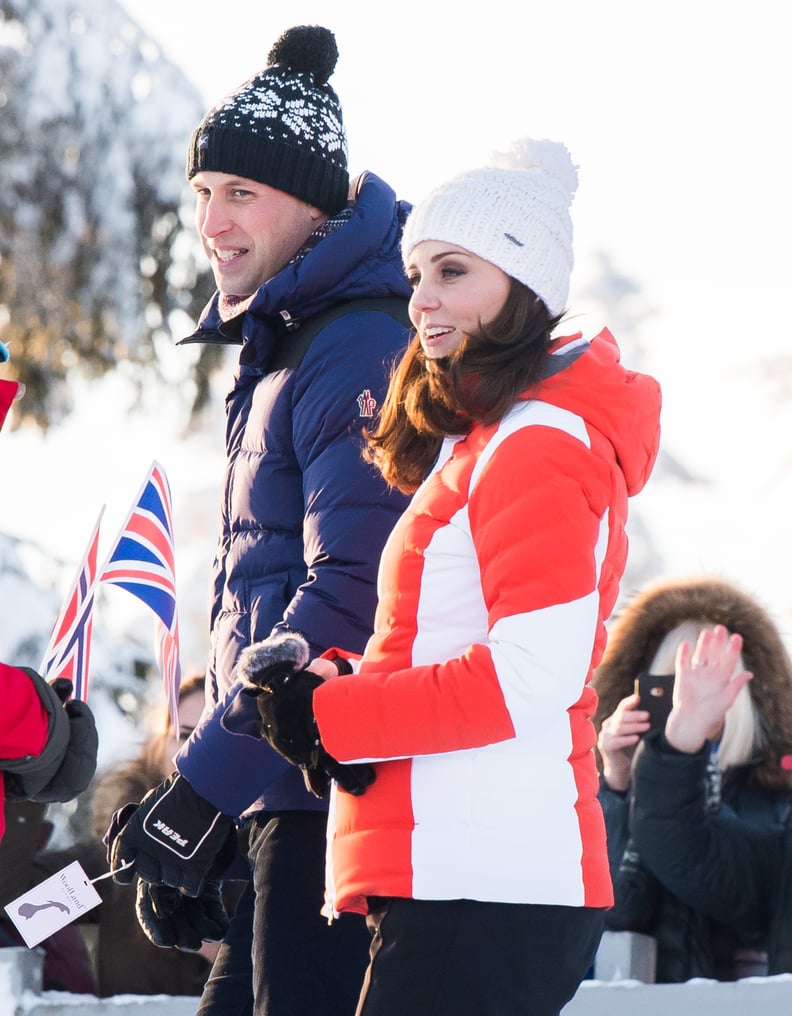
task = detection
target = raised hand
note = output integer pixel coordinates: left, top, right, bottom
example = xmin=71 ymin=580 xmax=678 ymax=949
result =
xmin=664 ymin=625 xmax=752 ymax=754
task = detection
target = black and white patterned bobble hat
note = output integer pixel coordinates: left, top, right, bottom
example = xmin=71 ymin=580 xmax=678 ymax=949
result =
xmin=402 ymin=138 xmax=578 ymax=317
xmin=186 ymin=25 xmax=349 ymax=214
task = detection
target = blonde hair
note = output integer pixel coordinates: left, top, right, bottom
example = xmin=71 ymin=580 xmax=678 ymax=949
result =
xmin=650 ymin=621 xmax=763 ymax=770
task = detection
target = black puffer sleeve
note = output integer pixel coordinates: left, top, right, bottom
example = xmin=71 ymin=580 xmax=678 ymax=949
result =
xmin=630 ymin=732 xmax=780 ymax=937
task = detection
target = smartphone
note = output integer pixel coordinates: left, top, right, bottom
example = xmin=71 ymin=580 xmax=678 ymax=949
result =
xmin=634 ymin=672 xmax=675 ymax=734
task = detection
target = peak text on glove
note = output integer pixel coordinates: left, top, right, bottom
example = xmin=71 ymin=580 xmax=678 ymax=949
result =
xmin=151 ymin=819 xmax=188 ymax=848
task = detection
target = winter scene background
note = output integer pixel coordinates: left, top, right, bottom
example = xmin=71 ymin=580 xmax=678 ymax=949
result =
xmin=1 ymin=0 xmax=791 ymax=858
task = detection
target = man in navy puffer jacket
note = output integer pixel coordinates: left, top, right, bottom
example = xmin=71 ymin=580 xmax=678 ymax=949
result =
xmin=105 ymin=25 xmax=411 ymax=1016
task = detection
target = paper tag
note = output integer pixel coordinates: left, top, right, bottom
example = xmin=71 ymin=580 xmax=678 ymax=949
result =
xmin=3 ymin=860 xmax=102 ymax=948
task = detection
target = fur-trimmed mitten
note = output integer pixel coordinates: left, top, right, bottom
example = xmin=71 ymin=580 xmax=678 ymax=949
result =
xmin=238 ymin=634 xmax=375 ymax=798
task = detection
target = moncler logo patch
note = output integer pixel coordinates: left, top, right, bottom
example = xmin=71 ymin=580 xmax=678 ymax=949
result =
xmin=357 ymin=389 xmax=377 ymax=418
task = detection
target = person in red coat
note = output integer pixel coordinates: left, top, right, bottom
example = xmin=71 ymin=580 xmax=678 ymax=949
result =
xmin=1 ymin=344 xmax=98 ymax=839
xmin=0 ymin=338 xmax=22 ymax=430
xmin=0 ymin=663 xmax=98 ymax=843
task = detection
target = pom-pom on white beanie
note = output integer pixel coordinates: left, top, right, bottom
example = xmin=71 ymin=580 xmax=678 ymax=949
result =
xmin=401 ymin=138 xmax=578 ymax=317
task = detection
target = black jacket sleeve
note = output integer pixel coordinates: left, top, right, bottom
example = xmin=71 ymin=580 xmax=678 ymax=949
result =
xmin=600 ymin=780 xmax=660 ymax=932
xmin=630 ymin=731 xmax=781 ymax=937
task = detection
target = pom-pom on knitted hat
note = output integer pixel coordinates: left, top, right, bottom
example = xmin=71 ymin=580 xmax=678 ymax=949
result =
xmin=186 ymin=25 xmax=349 ymax=215
xmin=401 ymin=138 xmax=578 ymax=316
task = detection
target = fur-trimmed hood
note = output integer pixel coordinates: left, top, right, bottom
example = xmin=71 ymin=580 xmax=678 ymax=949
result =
xmin=593 ymin=574 xmax=792 ymax=786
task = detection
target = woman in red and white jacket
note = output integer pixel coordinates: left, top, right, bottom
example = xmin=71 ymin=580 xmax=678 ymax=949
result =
xmin=243 ymin=138 xmax=662 ymax=1016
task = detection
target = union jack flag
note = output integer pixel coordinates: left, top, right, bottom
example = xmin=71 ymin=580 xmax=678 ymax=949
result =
xmin=100 ymin=461 xmax=182 ymax=732
xmin=39 ymin=507 xmax=105 ymax=701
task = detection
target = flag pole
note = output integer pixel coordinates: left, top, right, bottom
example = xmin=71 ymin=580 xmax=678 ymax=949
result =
xmin=39 ymin=504 xmax=106 ymax=700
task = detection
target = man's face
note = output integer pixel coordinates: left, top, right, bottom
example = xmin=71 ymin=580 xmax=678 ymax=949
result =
xmin=191 ymin=171 xmax=325 ymax=298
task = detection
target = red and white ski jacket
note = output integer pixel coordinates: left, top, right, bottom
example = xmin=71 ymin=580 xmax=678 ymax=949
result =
xmin=314 ymin=330 xmax=661 ymax=916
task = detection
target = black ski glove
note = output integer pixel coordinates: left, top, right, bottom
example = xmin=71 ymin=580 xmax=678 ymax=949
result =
xmin=2 ymin=671 xmax=98 ymax=804
xmin=135 ymin=879 xmax=230 ymax=951
xmin=104 ymin=773 xmax=237 ymax=897
xmin=238 ymin=635 xmax=375 ymax=799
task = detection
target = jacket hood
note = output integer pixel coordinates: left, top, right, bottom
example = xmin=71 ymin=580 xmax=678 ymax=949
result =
xmin=535 ymin=329 xmax=661 ymax=498
xmin=593 ymin=574 xmax=792 ymax=785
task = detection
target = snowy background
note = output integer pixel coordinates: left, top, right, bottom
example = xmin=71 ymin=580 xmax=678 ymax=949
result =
xmin=1 ymin=0 xmax=791 ymax=831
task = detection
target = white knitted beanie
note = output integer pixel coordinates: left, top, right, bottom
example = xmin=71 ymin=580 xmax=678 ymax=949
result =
xmin=401 ymin=138 xmax=578 ymax=316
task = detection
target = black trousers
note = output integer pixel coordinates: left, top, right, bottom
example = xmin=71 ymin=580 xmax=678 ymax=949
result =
xmin=197 ymin=811 xmax=369 ymax=1015
xmin=356 ymin=897 xmax=605 ymax=1016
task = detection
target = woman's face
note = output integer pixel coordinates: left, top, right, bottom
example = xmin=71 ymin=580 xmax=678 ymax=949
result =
xmin=405 ymin=240 xmax=511 ymax=359
xmin=164 ymin=689 xmax=205 ymax=763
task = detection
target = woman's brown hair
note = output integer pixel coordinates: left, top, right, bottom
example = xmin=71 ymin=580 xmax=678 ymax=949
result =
xmin=364 ymin=278 xmax=561 ymax=493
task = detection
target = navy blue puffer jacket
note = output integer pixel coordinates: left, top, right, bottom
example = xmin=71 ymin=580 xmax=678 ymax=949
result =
xmin=176 ymin=172 xmax=412 ymax=818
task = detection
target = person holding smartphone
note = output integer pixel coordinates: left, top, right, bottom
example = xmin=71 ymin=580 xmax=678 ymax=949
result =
xmin=629 ymin=623 xmax=792 ymax=978
xmin=592 ymin=575 xmax=792 ymax=982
